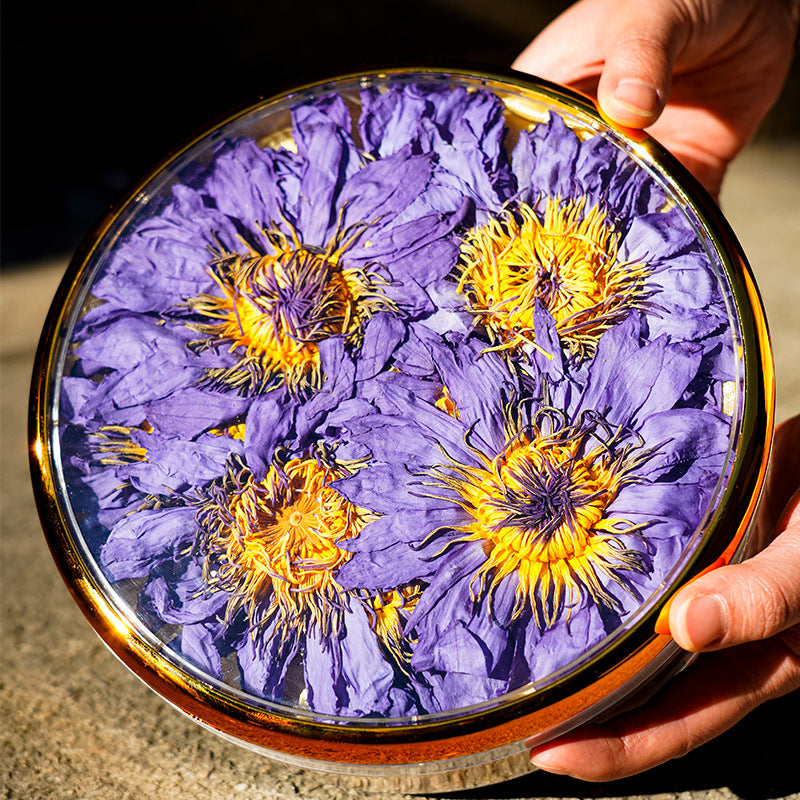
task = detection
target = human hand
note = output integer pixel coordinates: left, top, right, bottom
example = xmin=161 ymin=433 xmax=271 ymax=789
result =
xmin=513 ymin=0 xmax=798 ymax=197
xmin=528 ymin=415 xmax=800 ymax=780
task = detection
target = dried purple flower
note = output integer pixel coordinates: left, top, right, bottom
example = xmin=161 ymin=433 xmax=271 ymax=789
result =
xmin=58 ymin=80 xmax=737 ymax=719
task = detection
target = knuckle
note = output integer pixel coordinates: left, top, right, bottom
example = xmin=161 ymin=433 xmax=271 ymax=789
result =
xmin=750 ymin=562 xmax=800 ymax=634
xmin=611 ymin=32 xmax=673 ymax=67
xmin=778 ymin=623 xmax=800 ymax=661
xmin=711 ymin=554 xmax=800 ymax=643
xmin=747 ymin=571 xmax=794 ymax=637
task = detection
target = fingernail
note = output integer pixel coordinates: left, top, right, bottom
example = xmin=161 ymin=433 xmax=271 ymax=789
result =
xmin=530 ymin=748 xmax=572 ymax=776
xmin=612 ymin=79 xmax=661 ymax=118
xmin=677 ymin=592 xmax=727 ymax=649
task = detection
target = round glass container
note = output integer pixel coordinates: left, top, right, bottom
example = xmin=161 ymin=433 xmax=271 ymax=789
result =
xmin=30 ymin=68 xmax=773 ymax=794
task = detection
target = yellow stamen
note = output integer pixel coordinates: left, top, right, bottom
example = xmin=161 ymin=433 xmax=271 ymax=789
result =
xmin=198 ymin=454 xmax=371 ymax=637
xmin=428 ymin=413 xmax=647 ymax=628
xmin=434 ymin=385 xmax=460 ymax=419
xmin=92 ymin=422 xmax=153 ymax=465
xmin=188 ymin=218 xmax=393 ymax=394
xmin=370 ymin=585 xmax=422 ymax=665
xmin=208 ymin=422 xmax=246 ymax=441
xmin=457 ymin=198 xmax=650 ymax=361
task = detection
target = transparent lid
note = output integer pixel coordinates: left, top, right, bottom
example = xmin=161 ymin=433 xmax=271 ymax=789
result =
xmin=35 ymin=69 xmax=771 ymax=755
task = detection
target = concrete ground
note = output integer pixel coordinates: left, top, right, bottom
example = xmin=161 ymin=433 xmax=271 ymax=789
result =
xmin=2 ymin=140 xmax=799 ymax=800
xmin=2 ymin=1 xmax=799 ymax=795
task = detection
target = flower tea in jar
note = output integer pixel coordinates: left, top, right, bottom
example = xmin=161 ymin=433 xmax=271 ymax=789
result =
xmin=30 ymin=68 xmax=772 ymax=793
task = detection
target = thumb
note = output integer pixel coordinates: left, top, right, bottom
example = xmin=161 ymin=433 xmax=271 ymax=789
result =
xmin=596 ymin=2 xmax=690 ymax=128
xmin=669 ymin=516 xmax=800 ymax=652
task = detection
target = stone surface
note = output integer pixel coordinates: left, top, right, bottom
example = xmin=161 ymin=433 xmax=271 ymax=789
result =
xmin=2 ymin=145 xmax=798 ymax=800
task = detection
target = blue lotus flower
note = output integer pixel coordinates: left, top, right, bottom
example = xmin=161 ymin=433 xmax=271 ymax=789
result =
xmin=358 ymin=84 xmax=730 ymax=371
xmin=69 ymin=93 xmax=470 ymax=458
xmin=68 ymin=409 xmax=434 ymax=717
xmin=333 ymin=321 xmax=731 ymax=709
xmin=59 ymin=80 xmax=738 ymax=719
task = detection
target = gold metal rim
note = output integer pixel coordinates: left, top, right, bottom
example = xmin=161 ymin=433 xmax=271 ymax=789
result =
xmin=28 ymin=66 xmax=774 ymax=766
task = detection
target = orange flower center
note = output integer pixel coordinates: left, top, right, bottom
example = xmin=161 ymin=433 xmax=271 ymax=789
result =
xmin=456 ymin=197 xmax=650 ymax=360
xmin=198 ymin=454 xmax=370 ymax=636
xmin=429 ymin=413 xmax=648 ymax=627
xmin=188 ymin=222 xmax=391 ymax=394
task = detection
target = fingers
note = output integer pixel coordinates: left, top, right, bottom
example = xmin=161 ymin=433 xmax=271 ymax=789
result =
xmin=513 ymin=0 xmax=692 ymax=128
xmin=663 ymin=416 xmax=800 ymax=651
xmin=669 ymin=495 xmax=800 ymax=653
xmin=529 ymin=636 xmax=800 ymax=780
xmin=512 ymin=1 xmax=606 ymax=87
xmin=529 ymin=414 xmax=800 ymax=781
xmin=594 ymin=2 xmax=690 ymax=127
xmin=755 ymin=414 xmax=800 ymax=545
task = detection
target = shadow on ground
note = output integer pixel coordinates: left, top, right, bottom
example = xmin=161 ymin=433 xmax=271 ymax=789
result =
xmin=440 ymin=687 xmax=800 ymax=799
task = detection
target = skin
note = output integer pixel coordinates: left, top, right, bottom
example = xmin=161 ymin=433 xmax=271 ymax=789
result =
xmin=513 ymin=0 xmax=800 ymax=781
xmin=513 ymin=0 xmax=798 ymax=198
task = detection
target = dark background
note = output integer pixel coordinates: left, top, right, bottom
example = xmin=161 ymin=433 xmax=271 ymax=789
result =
xmin=0 ymin=0 xmax=568 ymax=265
xmin=2 ymin=0 xmax=798 ymax=267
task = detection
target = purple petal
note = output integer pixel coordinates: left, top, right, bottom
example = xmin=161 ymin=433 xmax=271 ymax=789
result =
xmin=244 ymin=392 xmax=298 ymax=482
xmin=237 ymin=619 xmax=298 ymax=700
xmin=355 ymin=313 xmax=407 ymax=381
xmin=524 ymin=599 xmax=611 ymax=683
xmin=358 ymin=83 xmax=430 ymax=155
xmin=83 ymin=188 xmax=234 ymax=322
xmin=75 ymin=315 xmax=197 ymax=373
xmin=292 ymin=94 xmax=361 ymax=244
xmin=126 ymin=430 xmax=242 ymax=494
xmin=620 ymin=207 xmax=695 ymax=264
xmin=334 ymin=461 xmax=443 ymax=515
xmin=60 ymin=377 xmax=100 ymax=426
xmin=636 ymin=408 xmax=730 ymax=481
xmin=338 ymin=147 xmax=435 ymax=229
xmin=293 ymin=336 xmax=356 ymax=446
xmin=101 ymin=506 xmax=198 ymax=580
xmin=177 ymin=621 xmax=224 ymax=678
xmin=304 ymin=604 xmax=396 ymax=716
xmin=612 ymin=480 xmax=706 ymax=529
xmin=577 ymin=325 xmax=702 ymax=427
xmin=201 ymin=138 xmax=299 ymax=228
xmin=336 ymin=510 xmax=460 ymax=591
xmin=520 ymin=113 xmax=580 ymax=202
xmin=142 ymin=559 xmax=229 ymax=625
xmin=143 ymin=388 xmax=252 ymax=439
